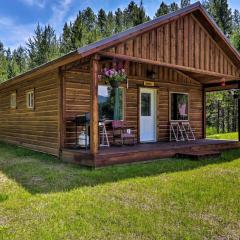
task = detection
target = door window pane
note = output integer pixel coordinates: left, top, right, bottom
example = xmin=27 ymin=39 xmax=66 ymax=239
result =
xmin=141 ymin=93 xmax=151 ymax=116
xmin=171 ymin=93 xmax=188 ymax=120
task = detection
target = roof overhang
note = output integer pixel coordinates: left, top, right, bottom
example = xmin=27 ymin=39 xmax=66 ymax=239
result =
xmin=0 ymin=1 xmax=240 ymax=90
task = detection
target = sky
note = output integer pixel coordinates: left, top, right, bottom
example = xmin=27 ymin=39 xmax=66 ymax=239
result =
xmin=0 ymin=0 xmax=240 ymax=50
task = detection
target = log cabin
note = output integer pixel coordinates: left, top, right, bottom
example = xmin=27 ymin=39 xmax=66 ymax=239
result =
xmin=0 ymin=2 xmax=240 ymax=167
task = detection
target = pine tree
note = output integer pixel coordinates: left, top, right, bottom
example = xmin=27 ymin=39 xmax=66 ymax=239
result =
xmin=230 ymin=28 xmax=240 ymax=51
xmin=105 ymin=11 xmax=115 ymax=37
xmin=115 ymin=8 xmax=124 ymax=33
xmin=26 ymin=24 xmax=60 ymax=68
xmin=180 ymin=0 xmax=190 ymax=8
xmin=97 ymin=9 xmax=107 ymax=35
xmin=71 ymin=11 xmax=87 ymax=48
xmin=0 ymin=42 xmax=8 ymax=82
xmin=233 ymin=9 xmax=240 ymax=28
xmin=204 ymin=0 xmax=232 ymax=36
xmin=13 ymin=46 xmax=27 ymax=73
xmin=60 ymin=22 xmax=73 ymax=54
xmin=169 ymin=2 xmax=179 ymax=12
xmin=135 ymin=0 xmax=150 ymax=25
xmin=82 ymin=7 xmax=96 ymax=32
xmin=155 ymin=2 xmax=169 ymax=17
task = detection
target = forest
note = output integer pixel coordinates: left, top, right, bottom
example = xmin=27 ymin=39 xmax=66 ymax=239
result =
xmin=0 ymin=0 xmax=239 ymax=135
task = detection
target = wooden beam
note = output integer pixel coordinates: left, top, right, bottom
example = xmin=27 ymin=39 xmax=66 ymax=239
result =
xmin=99 ymin=51 xmax=237 ymax=80
xmin=90 ymin=55 xmax=99 ymax=160
xmin=238 ymin=82 xmax=240 ymax=142
xmin=204 ymin=80 xmax=239 ymax=92
xmin=174 ymin=69 xmax=200 ymax=85
xmin=202 ymin=89 xmax=206 ymax=139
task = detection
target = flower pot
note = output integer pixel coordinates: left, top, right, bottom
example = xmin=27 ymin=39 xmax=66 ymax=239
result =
xmin=109 ymin=80 xmax=120 ymax=88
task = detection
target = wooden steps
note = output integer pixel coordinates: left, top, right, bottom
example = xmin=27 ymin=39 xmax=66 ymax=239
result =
xmin=176 ymin=150 xmax=221 ymax=160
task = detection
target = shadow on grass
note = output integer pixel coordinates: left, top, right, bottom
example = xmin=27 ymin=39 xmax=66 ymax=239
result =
xmin=0 ymin=141 xmax=239 ymax=194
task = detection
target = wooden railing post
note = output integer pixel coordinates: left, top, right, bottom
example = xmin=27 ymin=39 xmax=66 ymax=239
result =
xmin=90 ymin=55 xmax=99 ymax=158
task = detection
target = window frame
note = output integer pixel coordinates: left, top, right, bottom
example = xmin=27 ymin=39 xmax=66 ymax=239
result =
xmin=169 ymin=91 xmax=189 ymax=122
xmin=10 ymin=91 xmax=17 ymax=109
xmin=98 ymin=85 xmax=125 ymax=121
xmin=26 ymin=89 xmax=35 ymax=110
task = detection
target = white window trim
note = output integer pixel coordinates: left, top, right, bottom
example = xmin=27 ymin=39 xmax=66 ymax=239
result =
xmin=10 ymin=92 xmax=17 ymax=109
xmin=169 ymin=91 xmax=189 ymax=122
xmin=98 ymin=85 xmax=125 ymax=121
xmin=26 ymin=90 xmax=35 ymax=110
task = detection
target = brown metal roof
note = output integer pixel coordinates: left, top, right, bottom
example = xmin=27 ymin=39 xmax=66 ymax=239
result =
xmin=0 ymin=1 xmax=239 ymax=89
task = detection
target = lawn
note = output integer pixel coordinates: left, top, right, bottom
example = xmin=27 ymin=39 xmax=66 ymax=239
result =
xmin=207 ymin=132 xmax=238 ymax=141
xmin=0 ymin=142 xmax=240 ymax=239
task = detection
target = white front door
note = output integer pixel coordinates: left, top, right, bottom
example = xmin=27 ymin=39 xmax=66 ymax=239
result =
xmin=140 ymin=88 xmax=157 ymax=142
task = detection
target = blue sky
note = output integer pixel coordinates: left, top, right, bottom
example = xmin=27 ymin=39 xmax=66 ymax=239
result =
xmin=0 ymin=0 xmax=239 ymax=50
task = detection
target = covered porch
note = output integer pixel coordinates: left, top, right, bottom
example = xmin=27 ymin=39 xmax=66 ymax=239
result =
xmin=60 ymin=51 xmax=240 ymax=167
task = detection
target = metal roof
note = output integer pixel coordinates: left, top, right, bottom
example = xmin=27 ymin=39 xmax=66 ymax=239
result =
xmin=0 ymin=1 xmax=239 ymax=89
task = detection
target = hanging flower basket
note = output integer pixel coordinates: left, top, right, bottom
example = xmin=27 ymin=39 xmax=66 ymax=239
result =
xmin=100 ymin=67 xmax=127 ymax=88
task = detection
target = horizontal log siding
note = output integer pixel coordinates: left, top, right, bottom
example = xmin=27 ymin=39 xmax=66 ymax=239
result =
xmin=64 ymin=62 xmax=202 ymax=147
xmin=0 ymin=71 xmax=60 ymax=156
xmin=64 ymin=71 xmax=90 ymax=148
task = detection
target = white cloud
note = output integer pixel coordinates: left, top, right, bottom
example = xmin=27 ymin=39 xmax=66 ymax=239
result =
xmin=19 ymin=0 xmax=46 ymax=8
xmin=0 ymin=16 xmax=36 ymax=50
xmin=48 ymin=0 xmax=73 ymax=34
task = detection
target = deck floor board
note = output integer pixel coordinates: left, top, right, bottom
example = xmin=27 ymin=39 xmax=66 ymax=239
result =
xmin=62 ymin=139 xmax=240 ymax=167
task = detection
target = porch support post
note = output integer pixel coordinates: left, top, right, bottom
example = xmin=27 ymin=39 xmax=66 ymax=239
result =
xmin=90 ymin=55 xmax=99 ymax=159
xmin=238 ymin=82 xmax=240 ymax=142
xmin=202 ymin=88 xmax=206 ymax=139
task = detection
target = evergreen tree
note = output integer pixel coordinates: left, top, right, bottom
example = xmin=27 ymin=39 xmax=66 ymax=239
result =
xmin=71 ymin=11 xmax=87 ymax=48
xmin=233 ymin=9 xmax=240 ymax=28
xmin=60 ymin=22 xmax=73 ymax=54
xmin=26 ymin=24 xmax=60 ymax=68
xmin=204 ymin=0 xmax=232 ymax=36
xmin=135 ymin=0 xmax=150 ymax=25
xmin=105 ymin=11 xmax=115 ymax=37
xmin=12 ymin=46 xmax=27 ymax=73
xmin=180 ymin=0 xmax=190 ymax=8
xmin=230 ymin=28 xmax=240 ymax=51
xmin=0 ymin=41 xmax=9 ymax=82
xmin=155 ymin=2 xmax=169 ymax=17
xmin=82 ymin=7 xmax=96 ymax=32
xmin=169 ymin=2 xmax=179 ymax=12
xmin=97 ymin=9 xmax=107 ymax=35
xmin=115 ymin=8 xmax=124 ymax=33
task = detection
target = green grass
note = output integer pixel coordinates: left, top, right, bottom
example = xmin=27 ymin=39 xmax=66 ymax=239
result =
xmin=1 ymin=142 xmax=240 ymax=239
xmin=207 ymin=132 xmax=238 ymax=140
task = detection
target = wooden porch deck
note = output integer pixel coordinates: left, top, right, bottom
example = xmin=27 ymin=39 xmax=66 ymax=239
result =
xmin=62 ymin=139 xmax=240 ymax=167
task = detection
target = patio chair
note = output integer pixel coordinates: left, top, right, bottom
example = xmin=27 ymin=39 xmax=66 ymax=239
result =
xmin=112 ymin=120 xmax=136 ymax=146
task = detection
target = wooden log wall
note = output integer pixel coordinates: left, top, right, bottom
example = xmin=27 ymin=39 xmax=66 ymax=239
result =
xmin=63 ymin=71 xmax=91 ymax=148
xmin=0 ymin=71 xmax=60 ymax=156
xmin=106 ymin=14 xmax=239 ymax=78
xmin=64 ymin=61 xmax=202 ymax=147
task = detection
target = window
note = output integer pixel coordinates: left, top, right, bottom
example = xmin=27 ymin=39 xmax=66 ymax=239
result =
xmin=26 ymin=90 xmax=34 ymax=109
xmin=170 ymin=92 xmax=189 ymax=121
xmin=98 ymin=85 xmax=124 ymax=120
xmin=141 ymin=93 xmax=151 ymax=116
xmin=10 ymin=92 xmax=16 ymax=109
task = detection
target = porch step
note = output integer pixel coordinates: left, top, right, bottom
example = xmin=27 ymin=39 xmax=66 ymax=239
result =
xmin=176 ymin=150 xmax=221 ymax=160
